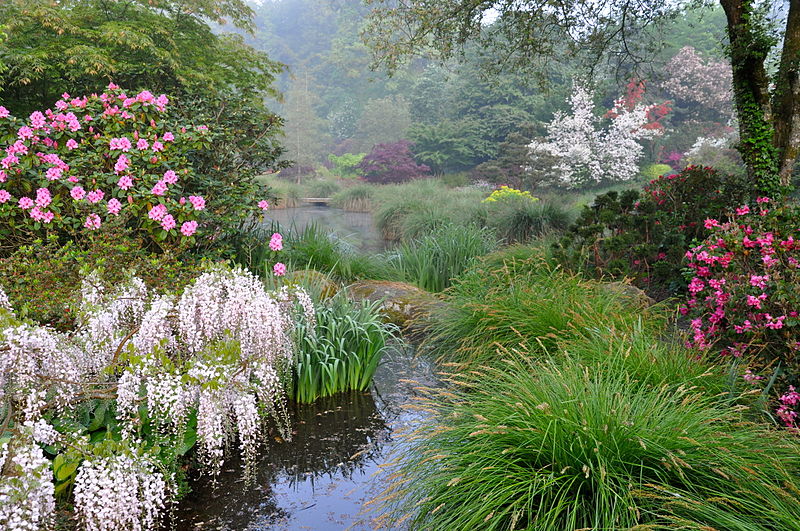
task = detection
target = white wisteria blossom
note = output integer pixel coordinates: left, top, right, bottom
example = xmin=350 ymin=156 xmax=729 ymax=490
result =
xmin=0 ymin=267 xmax=316 ymax=531
xmin=528 ymin=84 xmax=664 ymax=187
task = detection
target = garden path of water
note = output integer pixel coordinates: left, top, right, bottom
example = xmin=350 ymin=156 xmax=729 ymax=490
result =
xmin=176 ymin=343 xmax=437 ymax=530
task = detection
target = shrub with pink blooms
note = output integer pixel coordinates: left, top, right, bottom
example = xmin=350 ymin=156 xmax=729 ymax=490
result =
xmin=683 ymin=201 xmax=800 ymax=422
xmin=0 ymin=85 xmax=268 ymax=252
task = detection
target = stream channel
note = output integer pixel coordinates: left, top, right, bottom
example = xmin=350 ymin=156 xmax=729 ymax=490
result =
xmin=177 ymin=207 xmax=438 ymax=530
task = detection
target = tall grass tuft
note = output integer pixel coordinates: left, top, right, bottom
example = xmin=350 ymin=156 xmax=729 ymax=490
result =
xmin=291 ymin=295 xmax=396 ymax=403
xmin=423 ymin=254 xmax=658 ymax=366
xmin=485 ymin=199 xmax=571 ymax=243
xmin=381 ymin=352 xmax=800 ymax=530
xmin=329 ymin=183 xmax=376 ymax=212
xmin=389 ymin=224 xmax=497 ymax=293
xmin=282 ymin=223 xmax=390 ymax=282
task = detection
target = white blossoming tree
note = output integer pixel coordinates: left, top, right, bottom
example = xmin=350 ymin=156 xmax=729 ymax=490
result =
xmin=528 ymin=84 xmax=665 ymax=188
xmin=0 ymin=267 xmax=316 ymax=531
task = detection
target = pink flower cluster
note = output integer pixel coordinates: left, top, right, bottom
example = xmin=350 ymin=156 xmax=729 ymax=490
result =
xmin=683 ymin=200 xmax=799 ymax=360
xmin=0 ymin=85 xmax=211 ymax=243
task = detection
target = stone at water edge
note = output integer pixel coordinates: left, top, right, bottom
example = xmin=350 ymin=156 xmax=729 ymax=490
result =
xmin=344 ymin=280 xmax=444 ymax=328
xmin=600 ymin=281 xmax=656 ymax=309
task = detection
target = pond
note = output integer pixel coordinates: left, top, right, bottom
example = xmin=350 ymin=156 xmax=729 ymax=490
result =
xmin=266 ymin=206 xmax=386 ymax=253
xmin=176 ymin=344 xmax=438 ymax=530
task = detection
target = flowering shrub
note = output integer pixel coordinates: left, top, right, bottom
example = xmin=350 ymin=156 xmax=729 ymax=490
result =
xmin=482 ymin=185 xmax=538 ymax=203
xmin=0 ymin=267 xmax=314 ymax=530
xmin=528 ymin=82 xmax=668 ymax=188
xmin=0 ymin=85 xmax=273 ymax=252
xmin=555 ymin=166 xmax=750 ymax=297
xmin=683 ymin=201 xmax=800 ymax=365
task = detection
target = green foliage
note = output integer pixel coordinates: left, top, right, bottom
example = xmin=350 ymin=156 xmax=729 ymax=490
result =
xmin=0 ymin=232 xmax=205 ymax=330
xmin=327 ymin=153 xmax=366 ymax=179
xmin=555 ymin=166 xmax=751 ymax=297
xmin=484 ymin=199 xmax=570 ymax=244
xmin=384 ymin=351 xmax=799 ymax=530
xmin=639 ymin=163 xmax=672 ymax=181
xmin=291 ymin=294 xmax=395 ymax=403
xmin=422 ymin=253 xmax=657 ymax=367
xmin=282 ymin=223 xmax=389 ymax=283
xmin=329 ymin=183 xmax=375 ymax=212
xmin=389 ymin=224 xmax=497 ymax=293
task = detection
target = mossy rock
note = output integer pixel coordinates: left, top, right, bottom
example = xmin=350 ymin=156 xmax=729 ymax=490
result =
xmin=285 ymin=269 xmax=338 ymax=299
xmin=345 ymin=280 xmax=443 ymax=329
xmin=600 ymin=281 xmax=655 ymax=309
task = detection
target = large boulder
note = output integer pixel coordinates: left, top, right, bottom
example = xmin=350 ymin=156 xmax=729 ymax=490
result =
xmin=345 ymin=280 xmax=443 ymax=328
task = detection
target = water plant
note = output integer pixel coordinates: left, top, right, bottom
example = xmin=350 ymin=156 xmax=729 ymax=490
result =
xmin=291 ymin=294 xmax=396 ymax=403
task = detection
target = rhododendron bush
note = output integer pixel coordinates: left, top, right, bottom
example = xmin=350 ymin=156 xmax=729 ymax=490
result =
xmin=0 ymin=85 xmax=271 ymax=252
xmin=0 ymin=267 xmax=315 ymax=530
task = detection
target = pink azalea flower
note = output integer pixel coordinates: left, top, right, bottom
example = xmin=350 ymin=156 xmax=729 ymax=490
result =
xmin=188 ymin=195 xmax=205 ymax=210
xmin=151 ymin=181 xmax=168 ymax=196
xmin=163 ymin=170 xmax=178 ymax=184
xmin=86 ymin=189 xmax=105 ymax=204
xmin=269 ymin=232 xmax=283 ymax=251
xmin=46 ymin=167 xmax=63 ymax=181
xmin=148 ymin=204 xmax=167 ymax=221
xmin=0 ymin=106 xmax=10 ymax=119
xmin=66 ymin=139 xmax=79 ymax=150
xmin=162 ymin=132 xmax=175 ymax=142
xmin=136 ymin=138 xmax=149 ymax=150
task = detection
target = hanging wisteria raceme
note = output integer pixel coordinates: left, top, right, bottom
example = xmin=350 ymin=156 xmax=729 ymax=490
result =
xmin=0 ymin=267 xmax=316 ymax=530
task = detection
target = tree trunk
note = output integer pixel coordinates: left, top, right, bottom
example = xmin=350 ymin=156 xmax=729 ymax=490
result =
xmin=774 ymin=0 xmax=800 ymax=187
xmin=720 ymin=0 xmax=780 ymax=194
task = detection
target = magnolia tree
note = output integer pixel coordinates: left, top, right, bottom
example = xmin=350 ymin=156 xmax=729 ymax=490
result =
xmin=0 ymin=267 xmax=314 ymax=530
xmin=0 ymin=85 xmax=272 ymax=251
xmin=528 ymin=83 xmax=667 ymax=188
xmin=662 ymin=46 xmax=734 ymax=122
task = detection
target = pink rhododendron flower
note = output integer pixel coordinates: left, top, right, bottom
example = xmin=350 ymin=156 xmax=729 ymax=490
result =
xmin=86 ymin=189 xmax=105 ymax=204
xmin=163 ymin=170 xmax=178 ymax=184
xmin=735 ymin=205 xmax=750 ymax=216
xmin=107 ymin=198 xmax=122 ymax=215
xmin=18 ymin=197 xmax=34 ymax=209
xmin=0 ymin=190 xmax=10 ymax=203
xmin=35 ymin=188 xmax=52 ymax=208
xmin=148 ymin=204 xmax=167 ymax=221
xmin=180 ymin=220 xmax=198 ymax=237
xmin=66 ymin=138 xmax=79 ymax=150
xmin=18 ymin=126 xmax=34 ymax=140
xmin=188 ymin=195 xmax=205 ymax=210
xmin=162 ymin=132 xmax=175 ymax=142
xmin=273 ymin=262 xmax=287 ymax=276
xmin=84 ymin=213 xmax=101 ymax=230
xmin=151 ymin=181 xmax=168 ymax=196
xmin=258 ymin=200 xmax=269 ymax=211
xmin=109 ymin=137 xmax=132 ymax=151
xmin=29 ymin=111 xmax=47 ymax=129
xmin=136 ymin=138 xmax=149 ymax=150
xmin=0 ymin=106 xmax=9 ymax=118
xmin=152 ymin=141 xmax=164 ymax=152
xmin=269 ymin=233 xmax=283 ymax=251
xmin=160 ymin=214 xmax=176 ymax=231
xmin=114 ymin=154 xmax=130 ymax=174
xmin=117 ymin=175 xmax=134 ymax=190
xmin=70 ymin=186 xmax=86 ymax=200
xmin=46 ymin=167 xmax=63 ymax=181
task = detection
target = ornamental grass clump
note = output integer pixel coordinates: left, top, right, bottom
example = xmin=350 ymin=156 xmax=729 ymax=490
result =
xmin=389 ymin=223 xmax=497 ymax=293
xmin=291 ymin=294 xmax=396 ymax=403
xmin=378 ymin=353 xmax=800 ymax=530
xmin=424 ymin=253 xmax=656 ymax=366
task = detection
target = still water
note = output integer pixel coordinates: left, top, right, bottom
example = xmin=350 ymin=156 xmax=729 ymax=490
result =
xmin=176 ymin=345 xmax=437 ymax=530
xmin=265 ymin=206 xmax=385 ymax=253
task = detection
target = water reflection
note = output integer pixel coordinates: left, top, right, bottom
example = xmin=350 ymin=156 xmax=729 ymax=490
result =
xmin=266 ymin=206 xmax=385 ymax=252
xmin=176 ymin=345 xmax=438 ymax=530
